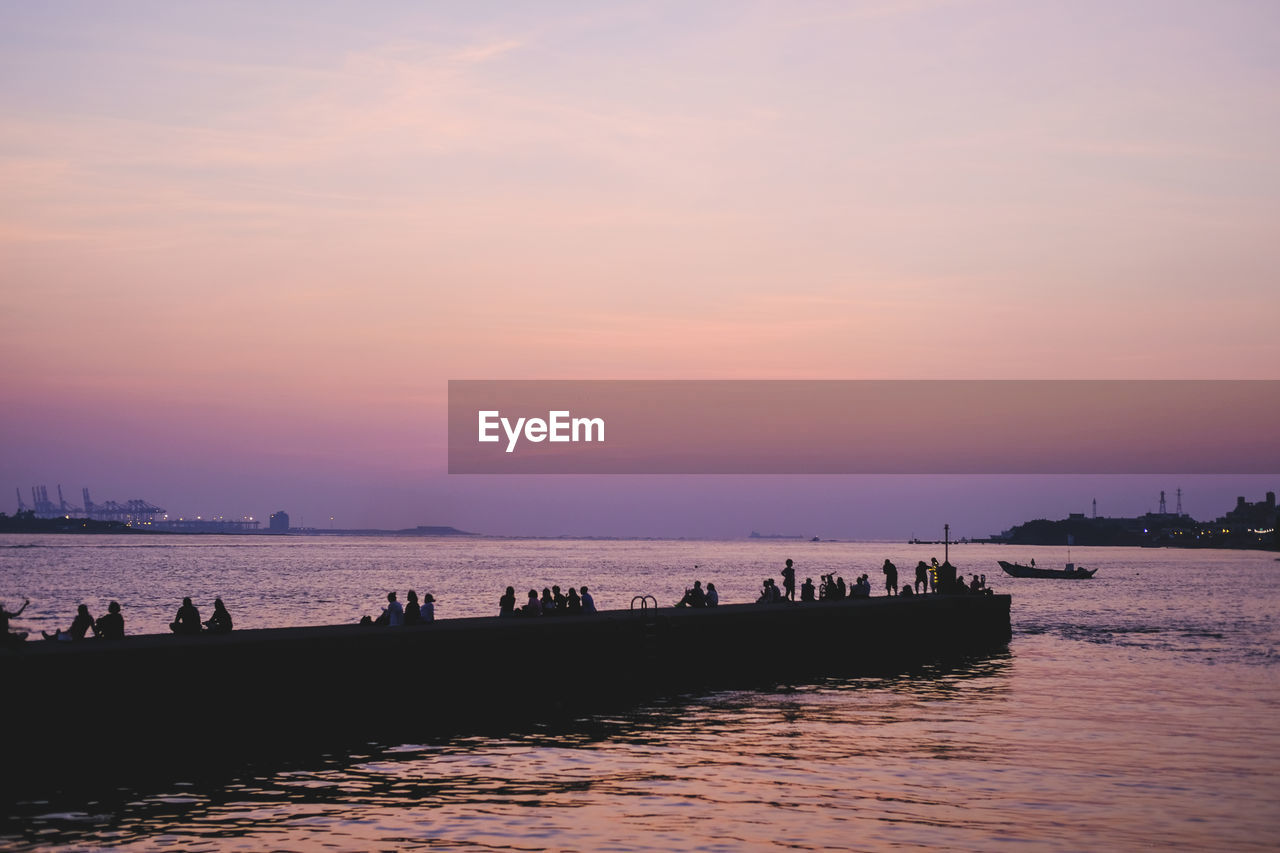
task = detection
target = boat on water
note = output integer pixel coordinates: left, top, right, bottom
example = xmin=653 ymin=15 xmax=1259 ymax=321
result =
xmin=998 ymin=559 xmax=1096 ymax=579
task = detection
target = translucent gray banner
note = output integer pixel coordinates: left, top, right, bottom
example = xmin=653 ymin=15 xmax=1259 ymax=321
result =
xmin=448 ymin=380 xmax=1279 ymax=474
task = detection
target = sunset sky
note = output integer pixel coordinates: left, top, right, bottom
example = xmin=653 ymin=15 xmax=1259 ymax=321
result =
xmin=2 ymin=1 xmax=1277 ymax=537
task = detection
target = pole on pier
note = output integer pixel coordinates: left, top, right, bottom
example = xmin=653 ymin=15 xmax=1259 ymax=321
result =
xmin=944 ymin=523 xmax=950 ymax=564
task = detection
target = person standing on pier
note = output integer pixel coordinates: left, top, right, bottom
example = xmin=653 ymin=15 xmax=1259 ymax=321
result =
xmin=781 ymin=559 xmax=796 ymax=601
xmin=915 ymin=561 xmax=929 ymax=594
xmin=882 ymin=560 xmax=899 ymax=596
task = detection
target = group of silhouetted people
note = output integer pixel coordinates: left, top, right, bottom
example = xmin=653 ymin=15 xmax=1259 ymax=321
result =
xmin=501 ymin=584 xmax=597 ymax=617
xmin=675 ymin=579 xmax=719 ymax=608
xmin=35 ymin=601 xmax=124 ymax=641
xmin=0 ymin=596 xmax=238 ymax=647
xmin=362 ymin=590 xmax=436 ymax=626
xmin=168 ymin=597 xmax=234 ymax=634
xmin=755 ymin=557 xmax=988 ymax=604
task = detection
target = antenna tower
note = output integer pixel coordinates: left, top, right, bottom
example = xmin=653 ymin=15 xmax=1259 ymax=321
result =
xmin=1159 ymin=490 xmax=1167 ymax=514
xmin=1092 ymin=498 xmax=1097 ymax=518
xmin=1176 ymin=488 xmax=1182 ymax=515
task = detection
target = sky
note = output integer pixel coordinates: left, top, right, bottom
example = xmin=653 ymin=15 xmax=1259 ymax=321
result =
xmin=2 ymin=0 xmax=1277 ymax=538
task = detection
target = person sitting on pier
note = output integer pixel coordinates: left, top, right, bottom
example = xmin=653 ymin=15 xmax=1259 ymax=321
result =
xmin=835 ymin=575 xmax=847 ymax=599
xmin=705 ymin=582 xmax=719 ymax=607
xmin=969 ymin=575 xmax=982 ymax=593
xmin=781 ymin=559 xmax=796 ymax=601
xmin=522 ymin=589 xmax=542 ymax=616
xmin=566 ymin=586 xmax=582 ymax=613
xmin=882 ymin=559 xmax=898 ymax=596
xmin=915 ymin=561 xmax=929 ymax=594
xmin=404 ymin=590 xmax=421 ymax=625
xmin=552 ymin=586 xmax=567 ymax=610
xmin=44 ymin=604 xmax=96 ymax=641
xmin=94 ymin=600 xmax=124 ymax=639
xmin=1 ymin=598 xmax=30 ymax=648
xmin=757 ymin=578 xmax=782 ymax=604
xmin=170 ymin=597 xmax=201 ymax=635
xmin=675 ymin=580 xmax=707 ymax=608
xmin=800 ymin=577 xmax=816 ymax=602
xmin=420 ymin=593 xmax=435 ymax=622
xmin=202 ymin=598 xmax=233 ymax=634
xmin=580 ymin=586 xmax=597 ymax=614
xmin=901 ymin=585 xmax=914 ymax=597
xmin=499 ymin=586 xmax=517 ymax=617
xmin=376 ymin=592 xmax=403 ymax=627
xmin=540 ymin=588 xmax=557 ymax=614
xmin=850 ymin=575 xmax=871 ymax=598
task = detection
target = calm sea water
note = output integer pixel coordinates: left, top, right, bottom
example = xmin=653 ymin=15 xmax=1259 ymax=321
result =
xmin=2 ymin=535 xmax=1278 ymax=851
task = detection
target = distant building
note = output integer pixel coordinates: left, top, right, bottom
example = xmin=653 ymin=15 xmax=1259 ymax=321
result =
xmin=269 ymin=510 xmax=290 ymax=532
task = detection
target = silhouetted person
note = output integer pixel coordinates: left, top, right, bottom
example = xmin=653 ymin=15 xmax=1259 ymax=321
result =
xmin=901 ymin=585 xmax=914 ymax=597
xmin=204 ymin=598 xmax=233 ymax=634
xmin=835 ymin=576 xmax=847 ymax=599
xmin=523 ymin=589 xmax=541 ymax=616
xmin=552 ymin=585 xmax=567 ymax=610
xmin=95 ymin=601 xmax=124 ymax=639
xmin=580 ymin=586 xmax=596 ymax=614
xmin=541 ymin=588 xmax=557 ymax=614
xmin=421 ymin=593 xmax=435 ymax=622
xmin=500 ymin=586 xmax=516 ymax=617
xmin=852 ymin=575 xmax=870 ymax=598
xmin=929 ymin=558 xmax=939 ymax=593
xmin=566 ymin=586 xmax=582 ymax=613
xmin=170 ymin=598 xmax=201 ymax=635
xmin=705 ymin=582 xmax=719 ymax=607
xmin=757 ymin=579 xmax=782 ymax=604
xmin=378 ymin=592 xmax=403 ymax=626
xmin=800 ymin=577 xmax=816 ymax=601
xmin=882 ymin=559 xmax=898 ymax=596
xmin=404 ymin=590 xmax=421 ymax=625
xmin=1 ymin=598 xmax=30 ymax=648
xmin=781 ymin=559 xmax=796 ymax=601
xmin=44 ymin=604 xmax=96 ymax=641
xmin=675 ymin=580 xmax=706 ymax=608
xmin=915 ymin=561 xmax=928 ymax=594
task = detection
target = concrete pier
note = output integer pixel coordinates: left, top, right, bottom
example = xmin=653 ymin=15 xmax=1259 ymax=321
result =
xmin=4 ymin=594 xmax=1010 ymax=783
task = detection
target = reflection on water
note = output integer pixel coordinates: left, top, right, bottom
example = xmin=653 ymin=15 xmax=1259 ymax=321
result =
xmin=3 ymin=539 xmax=1279 ymax=850
xmin=5 ymin=656 xmax=1016 ymax=851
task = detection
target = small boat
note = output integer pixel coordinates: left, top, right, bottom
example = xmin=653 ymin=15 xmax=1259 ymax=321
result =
xmin=997 ymin=560 xmax=1096 ymax=579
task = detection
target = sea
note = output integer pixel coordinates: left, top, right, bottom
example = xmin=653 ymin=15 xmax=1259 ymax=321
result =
xmin=1 ymin=535 xmax=1277 ymax=851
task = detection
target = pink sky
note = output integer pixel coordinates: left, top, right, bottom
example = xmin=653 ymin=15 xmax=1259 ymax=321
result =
xmin=2 ymin=2 xmax=1277 ymax=536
